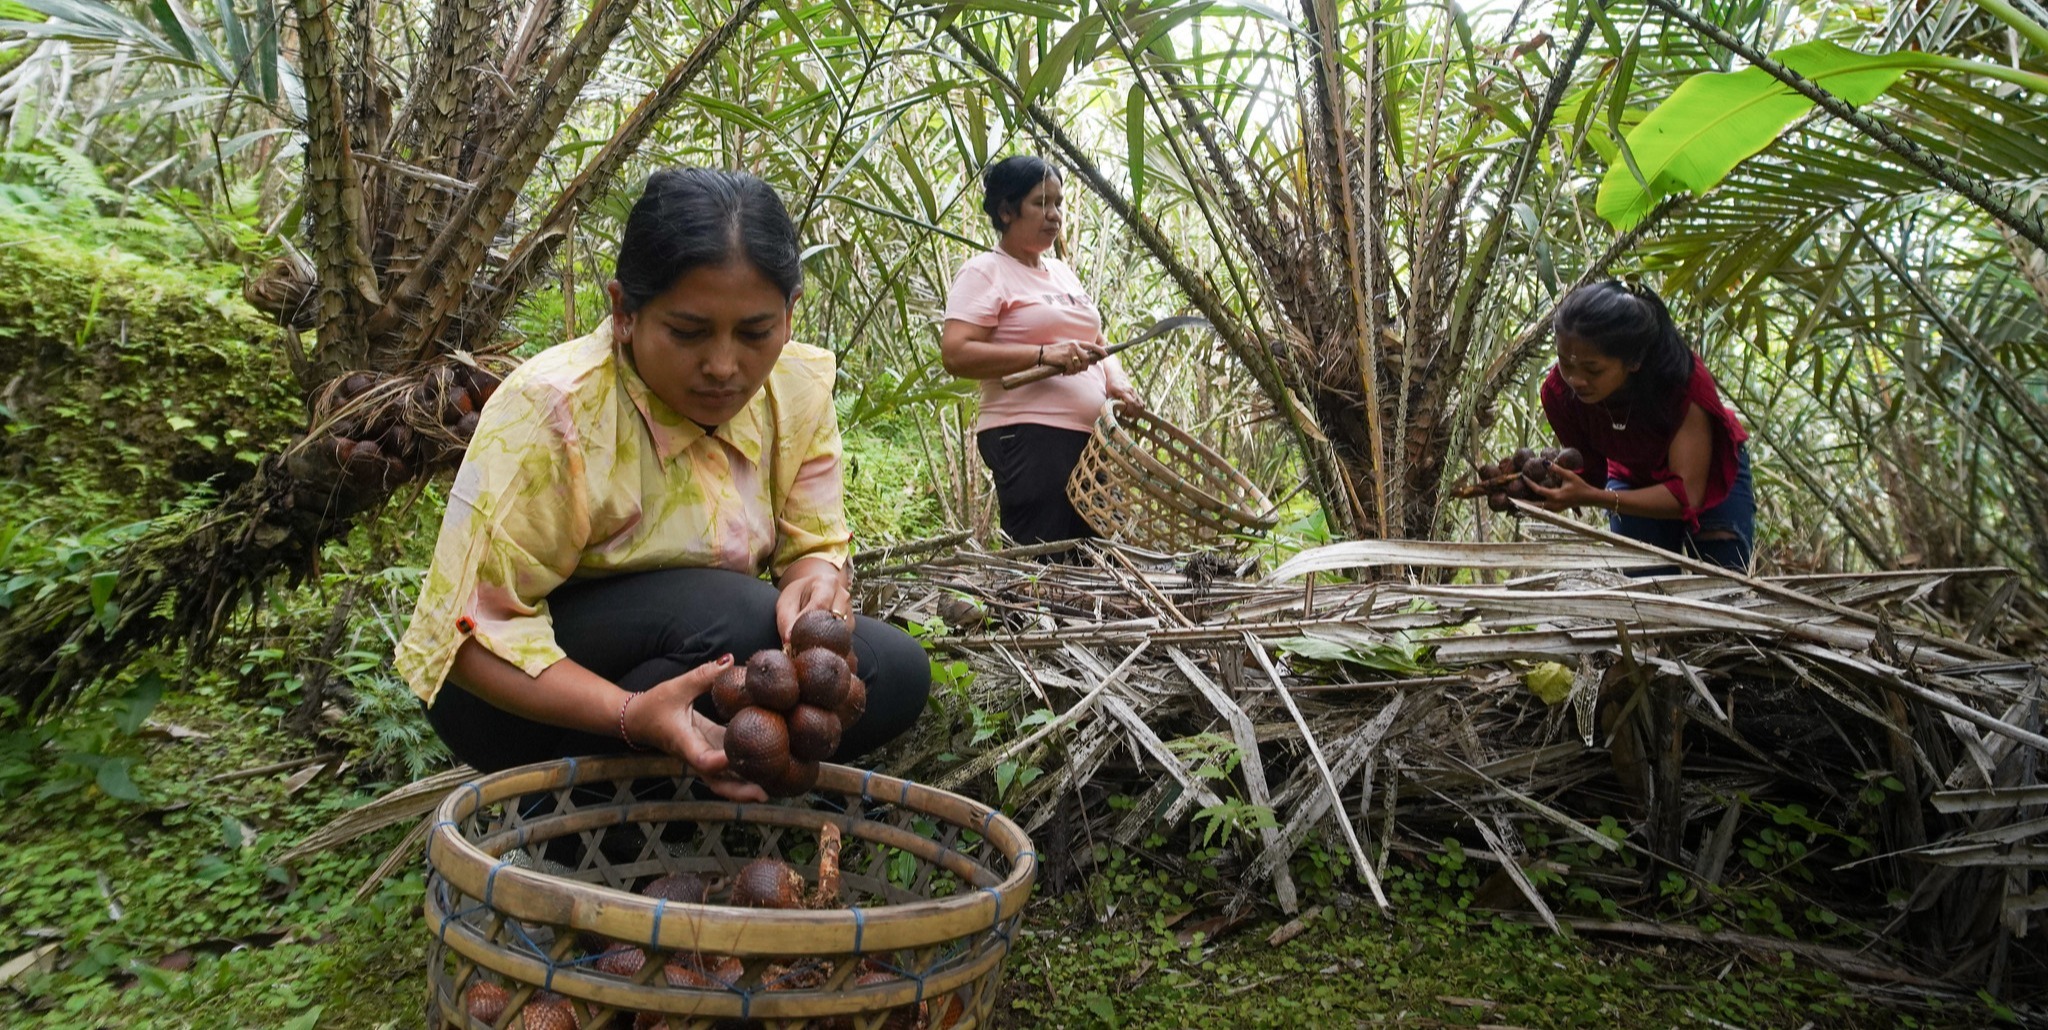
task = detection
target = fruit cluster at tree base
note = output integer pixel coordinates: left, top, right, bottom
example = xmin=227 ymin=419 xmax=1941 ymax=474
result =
xmin=1453 ymin=446 xmax=1584 ymax=513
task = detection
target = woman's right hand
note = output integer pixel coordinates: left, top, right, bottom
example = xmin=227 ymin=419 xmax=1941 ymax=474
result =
xmin=623 ymin=655 xmax=768 ymax=803
xmin=1043 ymin=339 xmax=1108 ymax=376
xmin=1528 ymin=466 xmax=1605 ymax=513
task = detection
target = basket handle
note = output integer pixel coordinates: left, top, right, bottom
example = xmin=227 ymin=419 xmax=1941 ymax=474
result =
xmin=1093 ymin=398 xmax=1125 ymax=433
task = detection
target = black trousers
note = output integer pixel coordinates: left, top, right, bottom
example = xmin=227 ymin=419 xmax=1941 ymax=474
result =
xmin=977 ymin=423 xmax=1097 ymax=547
xmin=425 ymin=567 xmax=930 ymax=774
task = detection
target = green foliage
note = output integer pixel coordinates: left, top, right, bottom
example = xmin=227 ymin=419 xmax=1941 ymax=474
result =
xmin=1164 ymin=734 xmax=1277 ymax=848
xmin=1 ymin=0 xmax=301 ymax=117
xmin=840 ymin=420 xmax=949 ymax=546
xmin=1597 ymin=40 xmax=2048 ymax=229
xmin=0 ymin=142 xmax=234 ymax=262
xmin=0 ymin=727 xmax=427 ymax=1028
xmin=1003 ymin=837 xmax=1948 ymax=1029
xmin=1275 ymin=628 xmax=1439 ymax=676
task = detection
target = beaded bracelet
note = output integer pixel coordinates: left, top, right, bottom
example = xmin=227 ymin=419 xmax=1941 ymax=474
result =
xmin=618 ymin=691 xmax=649 ymax=750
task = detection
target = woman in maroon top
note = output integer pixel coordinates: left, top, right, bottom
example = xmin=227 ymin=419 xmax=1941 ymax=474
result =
xmin=1530 ymin=280 xmax=1755 ymax=571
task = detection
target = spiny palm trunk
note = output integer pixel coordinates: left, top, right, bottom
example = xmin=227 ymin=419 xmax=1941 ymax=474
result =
xmin=0 ymin=0 xmax=764 ymax=726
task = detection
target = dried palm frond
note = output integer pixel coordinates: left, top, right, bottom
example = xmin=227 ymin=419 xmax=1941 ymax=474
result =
xmin=851 ymin=527 xmax=2045 ymax=986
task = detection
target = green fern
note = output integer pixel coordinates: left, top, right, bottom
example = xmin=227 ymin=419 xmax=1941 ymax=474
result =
xmin=348 ymin=671 xmax=450 ymax=780
xmin=0 ymin=144 xmax=116 ymax=204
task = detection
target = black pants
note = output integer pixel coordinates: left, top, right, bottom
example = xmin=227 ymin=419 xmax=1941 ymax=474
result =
xmin=425 ymin=567 xmax=930 ymax=774
xmin=977 ymin=423 xmax=1097 ymax=546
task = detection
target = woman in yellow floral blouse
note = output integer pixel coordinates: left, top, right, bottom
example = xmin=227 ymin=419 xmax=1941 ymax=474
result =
xmin=395 ymin=169 xmax=928 ymax=798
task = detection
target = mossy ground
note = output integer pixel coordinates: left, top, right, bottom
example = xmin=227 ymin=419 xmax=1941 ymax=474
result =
xmin=1 ymin=683 xmax=2013 ymax=1029
xmin=0 ymin=210 xmax=302 ymax=522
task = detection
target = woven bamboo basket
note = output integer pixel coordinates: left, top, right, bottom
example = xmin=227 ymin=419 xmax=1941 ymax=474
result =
xmin=424 ymin=754 xmax=1037 ymax=1029
xmin=1066 ymin=400 xmax=1277 ymax=551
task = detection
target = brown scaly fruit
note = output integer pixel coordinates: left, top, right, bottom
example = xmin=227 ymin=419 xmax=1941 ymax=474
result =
xmin=761 ymin=959 xmax=828 ymax=991
xmin=660 ymin=961 xmax=708 ymax=990
xmin=663 ymin=954 xmax=744 ymax=989
xmin=761 ymin=757 xmax=819 ymax=798
xmin=518 ymin=993 xmax=582 ymax=1030
xmin=731 ymin=857 xmax=807 ymax=908
xmin=852 ymin=971 xmax=928 ymax=1030
xmin=1485 ymin=492 xmax=1513 ymax=512
xmin=836 ymin=675 xmax=867 ymax=727
xmin=378 ymin=425 xmax=417 ymax=465
xmin=454 ymin=364 xmax=503 ymax=408
xmin=640 ymin=872 xmax=709 ymax=905
xmin=786 ymin=704 xmax=841 ymax=762
xmin=594 ymin=943 xmax=646 ymax=977
xmin=793 ymin=648 xmax=851 ymax=710
xmin=929 ymin=991 xmax=968 ymax=1029
xmin=745 ymin=650 xmax=801 ymax=712
xmin=331 ymin=370 xmax=381 ymax=405
xmin=789 ymin=608 xmax=853 ymax=657
xmin=1555 ymin=447 xmax=1584 ymax=472
xmin=709 ymin=665 xmax=753 ymax=722
xmin=463 ymin=981 xmax=509 ymax=1023
xmin=723 ymin=707 xmax=790 ymax=783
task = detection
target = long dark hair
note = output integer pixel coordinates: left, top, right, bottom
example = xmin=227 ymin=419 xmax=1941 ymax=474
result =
xmin=980 ymin=155 xmax=1060 ymax=233
xmin=1554 ymin=279 xmax=1695 ymax=435
xmin=614 ymin=168 xmax=803 ymax=311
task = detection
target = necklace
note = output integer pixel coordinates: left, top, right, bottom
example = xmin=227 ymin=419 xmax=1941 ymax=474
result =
xmin=1607 ymin=401 xmax=1633 ymax=432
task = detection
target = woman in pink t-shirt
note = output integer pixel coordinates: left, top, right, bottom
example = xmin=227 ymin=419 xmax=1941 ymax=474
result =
xmin=1528 ymin=280 xmax=1756 ymax=571
xmin=941 ymin=156 xmax=1143 ymax=547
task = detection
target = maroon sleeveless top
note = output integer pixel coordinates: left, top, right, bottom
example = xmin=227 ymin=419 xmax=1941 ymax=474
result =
xmin=1540 ymin=353 xmax=1748 ymax=529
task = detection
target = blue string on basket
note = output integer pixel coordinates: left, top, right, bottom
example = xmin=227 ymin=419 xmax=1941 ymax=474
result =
xmin=432 ymin=875 xmax=485 ymax=945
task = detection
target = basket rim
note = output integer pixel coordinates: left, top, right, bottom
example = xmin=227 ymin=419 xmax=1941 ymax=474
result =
xmin=426 ymin=754 xmax=1037 ymax=956
xmin=1086 ymin=401 xmax=1277 ymax=530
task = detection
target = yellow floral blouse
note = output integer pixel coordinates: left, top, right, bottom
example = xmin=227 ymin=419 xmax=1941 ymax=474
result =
xmin=396 ymin=323 xmax=851 ymax=706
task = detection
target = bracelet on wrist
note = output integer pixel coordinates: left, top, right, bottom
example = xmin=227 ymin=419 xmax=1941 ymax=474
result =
xmin=1036 ymin=345 xmax=1046 ymax=368
xmin=618 ymin=691 xmax=649 ymax=751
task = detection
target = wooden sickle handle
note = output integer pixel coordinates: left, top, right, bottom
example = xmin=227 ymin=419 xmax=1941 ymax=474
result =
xmin=999 ymin=360 xmax=1070 ymax=390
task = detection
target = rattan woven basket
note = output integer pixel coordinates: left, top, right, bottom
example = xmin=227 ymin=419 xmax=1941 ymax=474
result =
xmin=1066 ymin=400 xmax=1277 ymax=551
xmin=424 ymin=754 xmax=1036 ymax=1029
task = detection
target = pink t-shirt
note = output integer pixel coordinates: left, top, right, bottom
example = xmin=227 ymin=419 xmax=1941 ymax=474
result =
xmin=944 ymin=249 xmax=1130 ymax=434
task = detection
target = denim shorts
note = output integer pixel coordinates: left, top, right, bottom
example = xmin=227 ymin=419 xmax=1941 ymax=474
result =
xmin=1608 ymin=443 xmax=1755 ymax=572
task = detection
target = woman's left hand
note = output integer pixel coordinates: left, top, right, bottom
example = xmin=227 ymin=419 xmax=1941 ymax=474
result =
xmin=1528 ymin=466 xmax=1605 ymax=512
xmin=776 ymin=556 xmax=852 ymax=645
xmin=1107 ymin=381 xmax=1144 ymax=411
